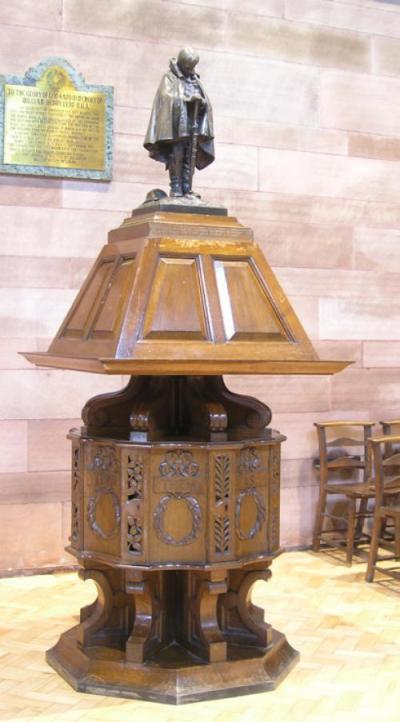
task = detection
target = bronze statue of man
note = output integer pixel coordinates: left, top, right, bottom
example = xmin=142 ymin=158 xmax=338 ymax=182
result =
xmin=144 ymin=48 xmax=215 ymax=198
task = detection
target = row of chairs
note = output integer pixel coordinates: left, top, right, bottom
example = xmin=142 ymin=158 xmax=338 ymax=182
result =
xmin=312 ymin=419 xmax=400 ymax=582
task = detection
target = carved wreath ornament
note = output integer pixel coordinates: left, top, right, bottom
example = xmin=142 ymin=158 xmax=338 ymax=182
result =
xmin=235 ymin=487 xmax=266 ymax=541
xmin=153 ymin=493 xmax=201 ymax=546
xmin=87 ymin=488 xmax=121 ymax=540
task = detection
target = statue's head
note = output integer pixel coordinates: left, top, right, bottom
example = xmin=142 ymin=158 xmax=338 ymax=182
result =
xmin=177 ymin=47 xmax=200 ymax=77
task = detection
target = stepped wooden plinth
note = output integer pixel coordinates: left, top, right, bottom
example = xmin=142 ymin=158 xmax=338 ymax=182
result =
xmin=23 ymin=206 xmax=349 ymax=703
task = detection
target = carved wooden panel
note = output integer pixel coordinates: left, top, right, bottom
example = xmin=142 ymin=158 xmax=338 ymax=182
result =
xmin=84 ymin=442 xmax=121 ymax=557
xmin=56 ymin=252 xmax=136 ymax=344
xmin=213 ymin=258 xmax=290 ymax=342
xmin=208 ymin=451 xmax=234 ymax=562
xmin=71 ymin=433 xmax=282 ymax=567
xmin=62 ymin=260 xmax=113 ymax=338
xmin=90 ymin=255 xmax=136 ymax=338
xmin=149 ymin=447 xmax=207 ymax=563
xmin=235 ymin=445 xmax=269 ymax=557
xmin=142 ymin=256 xmax=209 ymax=340
xmin=70 ymin=440 xmax=83 ymax=550
xmin=122 ymin=450 xmax=148 ymax=563
xmin=268 ymin=445 xmax=280 ymax=551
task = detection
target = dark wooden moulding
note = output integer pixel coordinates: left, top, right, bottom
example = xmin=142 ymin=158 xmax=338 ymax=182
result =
xmin=23 ymin=207 xmax=349 ymax=703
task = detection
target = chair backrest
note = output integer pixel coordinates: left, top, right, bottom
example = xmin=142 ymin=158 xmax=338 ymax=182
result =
xmin=368 ymin=435 xmax=400 ymax=506
xmin=380 ymin=420 xmax=400 ymax=457
xmin=314 ymin=421 xmax=375 ymax=484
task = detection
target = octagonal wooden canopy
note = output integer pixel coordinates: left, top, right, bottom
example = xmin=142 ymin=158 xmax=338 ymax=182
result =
xmin=23 ymin=208 xmax=350 ymax=376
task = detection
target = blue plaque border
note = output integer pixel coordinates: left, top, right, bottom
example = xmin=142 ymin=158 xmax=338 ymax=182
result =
xmin=0 ymin=57 xmax=113 ymax=181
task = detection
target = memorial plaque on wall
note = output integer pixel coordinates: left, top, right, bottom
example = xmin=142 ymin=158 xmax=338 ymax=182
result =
xmin=0 ymin=57 xmax=113 ymax=181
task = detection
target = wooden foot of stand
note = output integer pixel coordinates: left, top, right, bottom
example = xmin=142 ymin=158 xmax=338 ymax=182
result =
xmin=49 ymin=376 xmax=298 ymax=704
xmin=47 ymin=562 xmax=298 ymax=704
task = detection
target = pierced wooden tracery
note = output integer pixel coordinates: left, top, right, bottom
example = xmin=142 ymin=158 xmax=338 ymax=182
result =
xmin=212 ymin=453 xmax=232 ymax=558
xmin=125 ymin=454 xmax=145 ymax=557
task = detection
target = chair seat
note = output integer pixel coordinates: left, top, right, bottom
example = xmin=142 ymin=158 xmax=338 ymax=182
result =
xmin=380 ymin=505 xmax=400 ymax=517
xmin=326 ymin=457 xmax=364 ymax=470
xmin=326 ymin=483 xmax=374 ymax=498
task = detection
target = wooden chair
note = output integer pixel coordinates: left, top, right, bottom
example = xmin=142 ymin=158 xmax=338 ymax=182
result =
xmin=380 ymin=420 xmax=400 ymax=454
xmin=312 ymin=421 xmax=375 ymax=564
xmin=366 ymin=435 xmax=400 ymax=583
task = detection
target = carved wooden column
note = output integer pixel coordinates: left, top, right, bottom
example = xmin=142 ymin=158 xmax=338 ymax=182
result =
xmin=23 ymin=206 xmax=348 ymax=703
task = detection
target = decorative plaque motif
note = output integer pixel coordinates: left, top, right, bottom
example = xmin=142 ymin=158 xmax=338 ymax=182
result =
xmin=159 ymin=450 xmax=200 ymax=478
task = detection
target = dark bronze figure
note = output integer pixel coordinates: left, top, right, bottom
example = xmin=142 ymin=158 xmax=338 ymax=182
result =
xmin=144 ymin=48 xmax=214 ymax=199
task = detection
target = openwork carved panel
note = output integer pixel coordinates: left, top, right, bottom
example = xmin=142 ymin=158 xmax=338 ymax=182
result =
xmin=71 ymin=502 xmax=79 ymax=544
xmin=213 ymin=454 xmax=232 ymax=557
xmin=70 ymin=444 xmax=81 ymax=548
xmin=72 ymin=446 xmax=80 ymax=491
xmin=127 ymin=515 xmax=143 ymax=554
xmin=215 ymin=454 xmax=230 ymax=503
xmin=127 ymin=455 xmax=144 ymax=500
xmin=214 ymin=516 xmax=230 ymax=554
xmin=124 ymin=453 xmax=146 ymax=559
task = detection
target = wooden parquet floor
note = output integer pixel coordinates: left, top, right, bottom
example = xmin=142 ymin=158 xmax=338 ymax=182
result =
xmin=0 ymin=551 xmax=399 ymax=722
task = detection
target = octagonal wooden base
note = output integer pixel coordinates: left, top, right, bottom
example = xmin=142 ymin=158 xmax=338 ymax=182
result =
xmin=47 ymin=626 xmax=299 ymax=705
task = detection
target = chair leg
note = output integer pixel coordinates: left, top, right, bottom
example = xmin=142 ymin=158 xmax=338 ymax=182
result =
xmin=346 ymin=498 xmax=356 ymax=565
xmin=355 ymin=496 xmax=368 ymax=539
xmin=366 ymin=513 xmax=381 ymax=583
xmin=313 ymin=490 xmax=327 ymax=552
xmin=395 ymin=516 xmax=400 ymax=558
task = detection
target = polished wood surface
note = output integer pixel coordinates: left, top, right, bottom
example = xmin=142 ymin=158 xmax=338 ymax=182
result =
xmin=21 ymin=209 xmax=350 ymax=376
xmin=46 ymin=374 xmax=297 ymax=703
xmin=20 ymin=208 xmax=349 ymax=702
xmin=312 ymin=421 xmax=375 ymax=564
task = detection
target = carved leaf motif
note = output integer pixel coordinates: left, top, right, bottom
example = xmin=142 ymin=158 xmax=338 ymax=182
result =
xmin=215 ymin=455 xmax=230 ymax=503
xmin=214 ymin=516 xmax=230 ymax=554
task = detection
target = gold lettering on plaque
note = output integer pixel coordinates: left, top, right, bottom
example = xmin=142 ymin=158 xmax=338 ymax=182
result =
xmin=4 ymin=66 xmax=106 ymax=170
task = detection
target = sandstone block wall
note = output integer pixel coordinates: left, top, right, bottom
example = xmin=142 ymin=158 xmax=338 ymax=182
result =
xmin=1 ymin=0 xmax=399 ymax=570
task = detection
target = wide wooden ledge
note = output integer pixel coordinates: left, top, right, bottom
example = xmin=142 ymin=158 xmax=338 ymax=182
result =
xmin=21 ymin=352 xmax=351 ymax=376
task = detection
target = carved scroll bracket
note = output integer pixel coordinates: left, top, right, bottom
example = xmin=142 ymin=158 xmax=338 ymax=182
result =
xmin=125 ymin=572 xmax=161 ymax=663
xmin=222 ymin=568 xmax=272 ymax=648
xmin=77 ymin=569 xmax=129 ymax=647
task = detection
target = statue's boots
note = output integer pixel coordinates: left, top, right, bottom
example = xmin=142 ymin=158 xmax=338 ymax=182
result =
xmin=169 ymin=176 xmax=183 ymax=197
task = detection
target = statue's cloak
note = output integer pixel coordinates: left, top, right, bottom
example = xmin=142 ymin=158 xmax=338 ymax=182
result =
xmin=144 ymin=59 xmax=215 ymax=170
